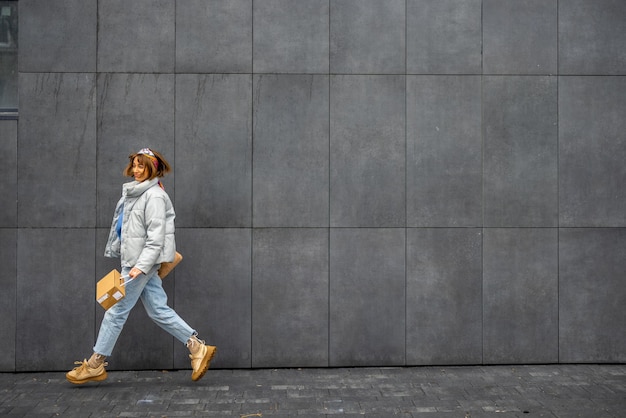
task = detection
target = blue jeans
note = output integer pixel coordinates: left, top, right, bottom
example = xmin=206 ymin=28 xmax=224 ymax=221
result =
xmin=93 ymin=266 xmax=195 ymax=356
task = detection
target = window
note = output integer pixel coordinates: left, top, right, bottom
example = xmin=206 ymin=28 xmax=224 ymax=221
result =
xmin=0 ymin=1 xmax=17 ymax=118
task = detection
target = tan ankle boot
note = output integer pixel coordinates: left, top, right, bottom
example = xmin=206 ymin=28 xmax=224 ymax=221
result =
xmin=187 ymin=336 xmax=216 ymax=382
xmin=66 ymin=353 xmax=108 ymax=385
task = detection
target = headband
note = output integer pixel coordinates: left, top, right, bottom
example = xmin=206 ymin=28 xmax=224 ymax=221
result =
xmin=137 ymin=148 xmax=158 ymax=169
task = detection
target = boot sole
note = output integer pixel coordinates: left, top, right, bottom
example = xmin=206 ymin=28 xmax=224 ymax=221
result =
xmin=66 ymin=371 xmax=108 ymax=385
xmin=191 ymin=346 xmax=216 ymax=382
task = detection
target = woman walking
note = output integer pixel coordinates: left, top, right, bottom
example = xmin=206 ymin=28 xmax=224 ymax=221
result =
xmin=66 ymin=148 xmax=216 ymax=384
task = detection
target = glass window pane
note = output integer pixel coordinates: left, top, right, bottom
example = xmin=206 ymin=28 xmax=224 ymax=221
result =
xmin=0 ymin=1 xmax=17 ymax=112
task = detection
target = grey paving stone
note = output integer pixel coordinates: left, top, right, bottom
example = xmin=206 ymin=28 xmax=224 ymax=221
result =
xmin=0 ymin=365 xmax=624 ymax=417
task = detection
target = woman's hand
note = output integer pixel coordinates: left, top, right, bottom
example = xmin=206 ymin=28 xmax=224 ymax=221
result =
xmin=129 ymin=267 xmax=144 ymax=279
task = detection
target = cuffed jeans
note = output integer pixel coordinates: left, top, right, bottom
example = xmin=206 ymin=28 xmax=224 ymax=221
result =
xmin=93 ymin=266 xmax=195 ymax=356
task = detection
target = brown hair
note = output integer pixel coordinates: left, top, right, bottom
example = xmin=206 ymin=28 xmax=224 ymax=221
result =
xmin=123 ymin=149 xmax=171 ymax=180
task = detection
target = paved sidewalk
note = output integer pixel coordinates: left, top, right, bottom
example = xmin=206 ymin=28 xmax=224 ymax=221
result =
xmin=0 ymin=364 xmax=624 ymax=417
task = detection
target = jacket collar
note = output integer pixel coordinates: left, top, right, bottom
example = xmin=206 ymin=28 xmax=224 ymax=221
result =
xmin=123 ymin=178 xmax=159 ymax=198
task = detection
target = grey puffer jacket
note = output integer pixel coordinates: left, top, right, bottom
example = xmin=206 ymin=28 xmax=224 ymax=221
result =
xmin=104 ymin=178 xmax=176 ymax=274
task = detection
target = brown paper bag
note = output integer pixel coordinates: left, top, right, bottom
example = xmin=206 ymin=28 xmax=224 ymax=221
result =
xmin=158 ymin=251 xmax=183 ymax=279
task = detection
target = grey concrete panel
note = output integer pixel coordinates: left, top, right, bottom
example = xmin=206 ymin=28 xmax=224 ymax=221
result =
xmin=407 ymin=76 xmax=482 ymax=227
xmin=96 ymin=73 xmax=175 ymax=227
xmin=559 ymin=0 xmax=626 ymax=75
xmin=0 ymin=120 xmax=17 ymax=227
xmin=483 ymin=229 xmax=558 ymax=364
xmin=0 ymin=229 xmax=16 ymax=371
xmin=407 ymin=0 xmax=482 ymax=74
xmin=176 ymin=0 xmax=252 ymax=73
xmin=19 ymin=0 xmax=96 ymax=72
xmin=18 ymin=73 xmax=97 ymax=228
xmin=16 ymin=229 xmax=95 ymax=371
xmin=559 ymin=77 xmax=626 ymax=227
xmin=330 ymin=0 xmax=405 ymax=74
xmin=98 ymin=0 xmax=175 ymax=73
xmin=253 ymin=75 xmax=329 ymax=227
xmin=175 ymin=74 xmax=252 ymax=227
xmin=330 ymin=75 xmax=405 ymax=227
xmin=483 ymin=0 xmax=557 ymax=75
xmin=173 ymin=228 xmax=252 ymax=369
xmin=252 ymin=229 xmax=328 ymax=368
xmin=406 ymin=228 xmax=482 ymax=365
xmin=483 ymin=76 xmax=558 ymax=227
xmin=330 ymin=229 xmax=405 ymax=367
xmin=559 ymin=229 xmax=626 ymax=363
xmin=94 ymin=229 xmax=174 ymax=371
xmin=254 ymin=0 xmax=329 ymax=73
xmin=11 ymin=0 xmax=626 ymax=371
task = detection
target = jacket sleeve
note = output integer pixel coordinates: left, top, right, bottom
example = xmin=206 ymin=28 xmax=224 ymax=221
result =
xmin=134 ymin=192 xmax=167 ymax=274
xmin=104 ymin=196 xmax=124 ymax=258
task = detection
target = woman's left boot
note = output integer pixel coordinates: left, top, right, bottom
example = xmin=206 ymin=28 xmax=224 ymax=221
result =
xmin=66 ymin=353 xmax=108 ymax=385
xmin=187 ymin=336 xmax=216 ymax=381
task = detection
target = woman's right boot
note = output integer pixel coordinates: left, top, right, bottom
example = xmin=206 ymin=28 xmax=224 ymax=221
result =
xmin=187 ymin=335 xmax=216 ymax=382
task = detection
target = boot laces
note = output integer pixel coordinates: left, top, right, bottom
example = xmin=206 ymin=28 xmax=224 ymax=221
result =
xmin=73 ymin=359 xmax=108 ymax=369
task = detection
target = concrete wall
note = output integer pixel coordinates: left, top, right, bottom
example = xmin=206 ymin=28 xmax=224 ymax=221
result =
xmin=1 ymin=0 xmax=624 ymax=371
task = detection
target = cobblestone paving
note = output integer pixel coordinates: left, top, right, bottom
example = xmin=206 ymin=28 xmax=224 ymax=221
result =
xmin=0 ymin=364 xmax=624 ymax=417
